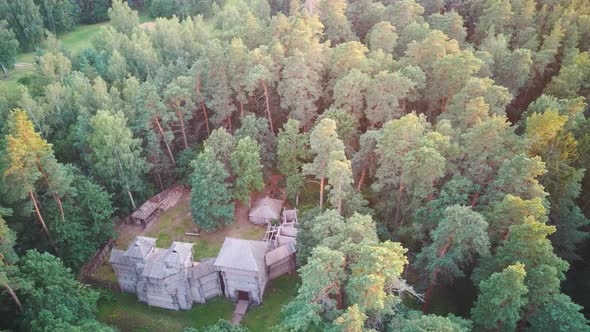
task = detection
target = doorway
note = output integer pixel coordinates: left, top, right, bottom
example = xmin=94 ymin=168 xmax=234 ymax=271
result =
xmin=236 ymin=290 xmax=250 ymax=302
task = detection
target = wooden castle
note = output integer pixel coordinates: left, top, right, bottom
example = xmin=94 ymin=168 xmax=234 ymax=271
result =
xmin=109 ymin=210 xmax=299 ymax=311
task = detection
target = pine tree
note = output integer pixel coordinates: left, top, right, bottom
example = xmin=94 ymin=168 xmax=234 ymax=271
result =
xmin=471 ymin=263 xmax=528 ymax=332
xmin=304 ymin=119 xmax=346 ymax=208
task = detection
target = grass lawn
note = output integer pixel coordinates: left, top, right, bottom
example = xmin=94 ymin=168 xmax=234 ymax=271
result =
xmin=97 ymin=274 xmax=299 ymax=332
xmin=98 ymin=292 xmax=234 ymax=332
xmin=241 ymin=274 xmax=300 ymax=330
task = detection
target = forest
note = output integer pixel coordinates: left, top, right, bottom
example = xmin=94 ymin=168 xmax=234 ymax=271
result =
xmin=0 ymin=0 xmax=590 ymax=331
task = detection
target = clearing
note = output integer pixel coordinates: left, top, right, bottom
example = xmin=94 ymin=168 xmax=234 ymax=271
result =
xmin=97 ymin=274 xmax=299 ymax=332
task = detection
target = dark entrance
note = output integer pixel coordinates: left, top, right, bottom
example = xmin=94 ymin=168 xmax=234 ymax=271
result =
xmin=237 ymin=290 xmax=250 ymax=301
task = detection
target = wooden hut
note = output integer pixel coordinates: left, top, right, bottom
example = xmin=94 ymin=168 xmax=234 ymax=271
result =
xmin=248 ymin=196 xmax=284 ymax=225
xmin=265 ymin=242 xmax=296 ymax=280
xmin=129 ymin=184 xmax=186 ymax=226
xmin=214 ymin=237 xmax=269 ymax=304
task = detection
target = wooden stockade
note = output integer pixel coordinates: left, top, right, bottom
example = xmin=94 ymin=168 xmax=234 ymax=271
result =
xmin=130 ymin=184 xmax=187 ymax=227
xmin=78 ymin=238 xmax=116 ymax=280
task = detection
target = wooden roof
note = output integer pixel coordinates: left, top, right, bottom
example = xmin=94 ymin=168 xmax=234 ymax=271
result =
xmin=214 ymin=237 xmax=268 ymax=272
xmin=189 ymin=259 xmax=217 ymax=279
xmin=124 ymin=236 xmax=156 ymax=259
xmin=249 ymin=196 xmax=284 ymax=220
xmin=265 ymin=242 xmax=296 ymax=266
xmin=109 ymin=248 xmax=126 ymax=265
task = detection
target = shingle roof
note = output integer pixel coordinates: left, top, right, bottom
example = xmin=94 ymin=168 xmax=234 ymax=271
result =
xmin=249 ymin=196 xmax=284 ymax=220
xmin=214 ymin=237 xmax=268 ymax=272
xmin=265 ymin=242 xmax=296 ymax=266
xmin=164 ymin=242 xmax=194 ymax=266
xmin=124 ymin=236 xmax=156 ymax=259
xmin=109 ymin=248 xmax=126 ymax=265
xmin=189 ymin=259 xmax=217 ymax=279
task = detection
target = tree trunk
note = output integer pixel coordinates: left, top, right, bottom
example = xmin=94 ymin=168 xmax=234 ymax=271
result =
xmin=154 ymin=117 xmax=176 ymax=165
xmin=240 ymin=100 xmax=244 ymax=118
xmin=422 ymin=267 xmax=439 ymax=312
xmin=0 ymin=62 xmax=7 ymax=79
xmin=35 ymin=160 xmax=65 ymax=221
xmin=1 ymin=281 xmax=22 ymax=312
xmin=127 ymin=190 xmax=137 ymax=210
xmin=201 ymin=101 xmax=210 ymax=136
xmin=155 ymin=169 xmax=163 ymax=190
xmin=356 ymin=167 xmax=366 ymax=192
xmin=177 ymin=111 xmax=189 ymax=149
xmin=261 ymin=81 xmax=274 ymax=133
xmin=29 ymin=191 xmax=58 ymax=253
xmin=394 ymin=183 xmax=404 ymax=227
xmin=319 ymin=177 xmax=324 ymax=209
xmin=471 ymin=191 xmax=480 ymax=208
xmin=227 ymin=116 xmax=232 ymax=131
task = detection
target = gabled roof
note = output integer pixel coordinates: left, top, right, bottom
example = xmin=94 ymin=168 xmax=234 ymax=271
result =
xmin=109 ymin=248 xmax=126 ymax=265
xmin=214 ymin=237 xmax=268 ymax=272
xmin=124 ymin=236 xmax=156 ymax=259
xmin=265 ymin=242 xmax=296 ymax=266
xmin=189 ymin=259 xmax=217 ymax=279
xmin=164 ymin=242 xmax=194 ymax=266
xmin=249 ymin=196 xmax=284 ymax=220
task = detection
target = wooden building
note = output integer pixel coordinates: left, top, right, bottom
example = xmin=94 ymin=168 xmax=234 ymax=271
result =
xmin=129 ymin=184 xmax=186 ymax=226
xmin=110 ymin=237 xmax=222 ymax=310
xmin=248 ymin=196 xmax=284 ymax=225
xmin=214 ymin=237 xmax=269 ymax=304
xmin=265 ymin=242 xmax=296 ymax=280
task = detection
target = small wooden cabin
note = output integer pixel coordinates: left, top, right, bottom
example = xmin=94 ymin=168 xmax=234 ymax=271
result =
xmin=248 ymin=196 xmax=284 ymax=225
xmin=130 ymin=184 xmax=186 ymax=226
xmin=214 ymin=237 xmax=269 ymax=304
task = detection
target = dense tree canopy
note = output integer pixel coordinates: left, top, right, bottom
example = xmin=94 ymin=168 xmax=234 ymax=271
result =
xmin=1 ymin=0 xmax=590 ymax=331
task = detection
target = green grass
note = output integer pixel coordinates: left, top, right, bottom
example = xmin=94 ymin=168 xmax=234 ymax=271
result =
xmin=98 ymin=292 xmax=234 ymax=332
xmin=242 ymin=275 xmax=300 ymax=330
xmin=96 ymin=274 xmax=299 ymax=332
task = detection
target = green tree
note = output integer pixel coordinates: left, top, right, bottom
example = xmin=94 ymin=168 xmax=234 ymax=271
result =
xmin=2 ymin=110 xmax=70 ymax=252
xmin=108 ymin=0 xmax=140 ymax=36
xmin=365 ymin=71 xmax=415 ymax=127
xmin=191 ymin=149 xmax=234 ymax=232
xmin=471 ymin=263 xmax=528 ymax=332
xmin=0 ymin=20 xmax=19 ymax=75
xmin=318 ymin=0 xmax=356 ymax=43
xmin=235 ymin=115 xmax=277 ymax=175
xmin=0 ymin=210 xmax=22 ymax=313
xmin=389 ymin=312 xmax=472 ymax=332
xmin=416 ymin=205 xmax=490 ymax=311
xmin=278 ymin=50 xmax=323 ymax=130
xmin=0 ymin=0 xmax=44 ymax=51
xmin=277 ymin=119 xmax=307 ymax=204
xmin=204 ymin=127 xmax=236 ymax=173
xmin=333 ymin=69 xmax=370 ymax=122
xmin=230 ymin=137 xmax=264 ymax=206
xmin=45 ymin=168 xmax=116 ymax=271
xmin=367 ymin=21 xmax=397 ymax=53
xmin=86 ymin=110 xmax=147 ymax=210
xmin=427 ymin=11 xmax=467 ymax=46
xmin=304 ymin=118 xmax=346 ymax=208
xmin=17 ymin=250 xmax=114 ymax=332
xmin=36 ymin=0 xmax=79 ymax=34
xmin=327 ymin=151 xmax=353 ymax=215
xmin=527 ymin=293 xmax=589 ymax=332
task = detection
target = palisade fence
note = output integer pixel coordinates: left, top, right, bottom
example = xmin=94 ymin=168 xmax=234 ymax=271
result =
xmin=78 ymin=219 xmax=126 ymax=291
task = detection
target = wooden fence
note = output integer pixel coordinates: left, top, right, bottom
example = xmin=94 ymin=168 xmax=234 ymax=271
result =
xmin=78 ymin=238 xmax=116 ymax=280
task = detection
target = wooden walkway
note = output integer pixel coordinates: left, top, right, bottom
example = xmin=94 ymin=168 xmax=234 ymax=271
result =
xmin=231 ymin=300 xmax=250 ymax=325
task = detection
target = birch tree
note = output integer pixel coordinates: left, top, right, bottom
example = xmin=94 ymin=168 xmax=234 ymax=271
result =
xmin=86 ymin=110 xmax=147 ymax=210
